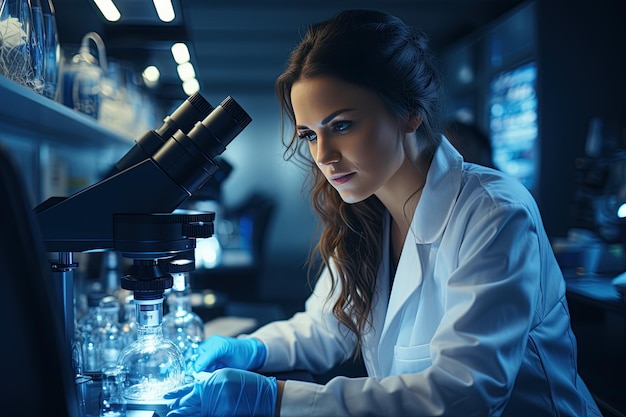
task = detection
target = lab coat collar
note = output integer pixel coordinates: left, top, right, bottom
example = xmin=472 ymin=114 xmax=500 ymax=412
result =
xmin=411 ymin=136 xmax=464 ymax=244
xmin=376 ymin=137 xmax=463 ymax=356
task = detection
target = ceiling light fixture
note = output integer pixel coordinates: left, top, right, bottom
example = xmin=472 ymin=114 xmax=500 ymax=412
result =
xmin=142 ymin=65 xmax=160 ymax=88
xmin=93 ymin=0 xmax=121 ymax=22
xmin=171 ymin=43 xmax=190 ymax=64
xmin=176 ymin=62 xmax=196 ymax=82
xmin=170 ymin=42 xmax=199 ymax=97
xmin=153 ymin=0 xmax=175 ymax=23
xmin=182 ymin=79 xmax=200 ymax=96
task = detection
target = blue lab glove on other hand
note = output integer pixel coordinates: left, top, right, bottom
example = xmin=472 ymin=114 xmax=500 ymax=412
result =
xmin=166 ymin=368 xmax=277 ymax=417
xmin=192 ymin=335 xmax=267 ymax=373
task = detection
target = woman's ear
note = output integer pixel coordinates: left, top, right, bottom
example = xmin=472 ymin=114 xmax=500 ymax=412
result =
xmin=405 ymin=114 xmax=423 ymax=133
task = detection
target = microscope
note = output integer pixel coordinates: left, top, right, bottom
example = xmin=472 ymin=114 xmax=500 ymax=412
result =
xmin=34 ymin=92 xmax=252 ymax=413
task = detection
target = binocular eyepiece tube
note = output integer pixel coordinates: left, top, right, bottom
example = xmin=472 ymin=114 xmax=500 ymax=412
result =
xmin=152 ymin=96 xmax=252 ymax=195
xmin=106 ymin=92 xmax=215 ymax=178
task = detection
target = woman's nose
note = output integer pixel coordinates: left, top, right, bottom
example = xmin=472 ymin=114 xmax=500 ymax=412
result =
xmin=315 ymin=135 xmax=340 ymax=166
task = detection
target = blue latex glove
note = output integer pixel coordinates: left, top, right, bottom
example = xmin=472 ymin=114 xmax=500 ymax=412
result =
xmin=165 ymin=368 xmax=277 ymax=417
xmin=191 ymin=335 xmax=267 ymax=373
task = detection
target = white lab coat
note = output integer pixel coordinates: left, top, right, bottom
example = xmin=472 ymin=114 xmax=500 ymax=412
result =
xmin=249 ymin=138 xmax=601 ymax=416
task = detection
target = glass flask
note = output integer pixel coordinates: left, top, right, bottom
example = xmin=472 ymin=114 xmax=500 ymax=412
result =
xmin=99 ymin=365 xmax=127 ymax=417
xmin=0 ymin=0 xmax=45 ymax=92
xmin=116 ymin=297 xmax=186 ymax=403
xmin=163 ymin=270 xmax=204 ymax=367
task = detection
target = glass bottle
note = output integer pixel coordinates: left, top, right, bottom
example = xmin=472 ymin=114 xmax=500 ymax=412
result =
xmin=78 ymin=294 xmax=126 ymax=373
xmin=162 ymin=269 xmax=204 ymax=367
xmin=116 ymin=297 xmax=185 ymax=403
xmin=77 ymin=291 xmax=107 ymax=373
xmin=0 ymin=0 xmax=45 ymax=92
xmin=99 ymin=365 xmax=127 ymax=417
xmin=92 ymin=296 xmax=125 ymax=369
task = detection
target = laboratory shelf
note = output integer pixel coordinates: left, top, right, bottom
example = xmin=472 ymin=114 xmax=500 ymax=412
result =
xmin=0 ymin=74 xmax=132 ymax=148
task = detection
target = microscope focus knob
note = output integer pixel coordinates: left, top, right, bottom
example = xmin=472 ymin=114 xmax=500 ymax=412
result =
xmin=182 ymin=222 xmax=213 ymax=238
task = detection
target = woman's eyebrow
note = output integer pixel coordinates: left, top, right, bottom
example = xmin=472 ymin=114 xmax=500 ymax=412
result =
xmin=321 ymin=108 xmax=355 ymax=125
xmin=297 ymin=108 xmax=356 ymax=129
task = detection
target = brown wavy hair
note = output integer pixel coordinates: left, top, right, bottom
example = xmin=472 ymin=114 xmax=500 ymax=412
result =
xmin=276 ymin=10 xmax=443 ymax=357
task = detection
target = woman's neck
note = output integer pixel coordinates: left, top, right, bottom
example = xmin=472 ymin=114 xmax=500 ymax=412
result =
xmin=378 ymin=144 xmax=431 ymax=269
xmin=377 ymin=156 xmax=426 ymax=229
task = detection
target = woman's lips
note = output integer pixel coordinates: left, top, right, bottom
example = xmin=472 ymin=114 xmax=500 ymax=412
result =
xmin=330 ymin=172 xmax=356 ymax=185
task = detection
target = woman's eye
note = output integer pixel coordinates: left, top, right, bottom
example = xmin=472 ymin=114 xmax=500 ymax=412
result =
xmin=298 ymin=130 xmax=317 ymax=142
xmin=331 ymin=120 xmax=352 ymax=132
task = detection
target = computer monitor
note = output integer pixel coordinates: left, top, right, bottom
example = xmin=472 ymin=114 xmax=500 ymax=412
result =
xmin=488 ymin=61 xmax=539 ymax=192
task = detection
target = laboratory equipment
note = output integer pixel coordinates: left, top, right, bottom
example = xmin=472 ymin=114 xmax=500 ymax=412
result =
xmin=568 ymin=118 xmax=626 ymax=274
xmin=77 ymin=292 xmax=117 ymax=373
xmin=161 ymin=251 xmax=205 ymax=367
xmin=36 ymin=94 xmax=250 ymax=344
xmin=104 ymin=90 xmax=213 ymax=179
xmin=58 ymin=31 xmax=106 ymax=117
xmin=116 ymin=296 xmax=186 ymax=404
xmin=33 ymin=92 xmax=251 ymax=411
xmin=91 ymin=296 xmax=126 ymax=371
xmin=100 ymin=365 xmax=127 ymax=416
xmin=113 ymin=210 xmax=214 ymax=403
xmin=0 ymin=0 xmax=45 ymax=92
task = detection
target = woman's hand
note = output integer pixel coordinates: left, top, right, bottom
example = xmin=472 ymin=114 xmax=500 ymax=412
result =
xmin=166 ymin=368 xmax=277 ymax=417
xmin=192 ymin=335 xmax=267 ymax=373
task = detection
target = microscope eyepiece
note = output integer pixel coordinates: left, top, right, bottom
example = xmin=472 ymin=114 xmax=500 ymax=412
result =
xmin=105 ymin=92 xmax=214 ymax=177
xmin=152 ymin=96 xmax=252 ymax=195
xmin=160 ymin=92 xmax=214 ymax=139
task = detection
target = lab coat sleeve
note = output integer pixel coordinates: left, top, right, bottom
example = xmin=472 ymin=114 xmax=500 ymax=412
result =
xmin=246 ymin=265 xmax=357 ymax=374
xmin=278 ymin=202 xmax=542 ymax=416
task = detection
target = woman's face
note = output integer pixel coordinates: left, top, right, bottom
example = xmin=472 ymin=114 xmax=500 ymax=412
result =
xmin=291 ymin=76 xmax=407 ymax=204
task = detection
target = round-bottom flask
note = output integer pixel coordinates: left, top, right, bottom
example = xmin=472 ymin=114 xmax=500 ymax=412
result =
xmin=116 ymin=297 xmax=185 ymax=403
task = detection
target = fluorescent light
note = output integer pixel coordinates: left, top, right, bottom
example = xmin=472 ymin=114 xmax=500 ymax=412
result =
xmin=618 ymin=203 xmax=626 ymax=219
xmin=153 ymin=0 xmax=175 ymax=23
xmin=142 ymin=65 xmax=160 ymax=87
xmin=182 ymin=78 xmax=200 ymax=96
xmin=171 ymin=43 xmax=190 ymax=64
xmin=93 ymin=0 xmax=121 ymax=21
xmin=177 ymin=62 xmax=196 ymax=81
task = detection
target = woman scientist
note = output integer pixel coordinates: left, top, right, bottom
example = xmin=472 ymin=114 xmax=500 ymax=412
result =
xmin=166 ymin=9 xmax=601 ymax=417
